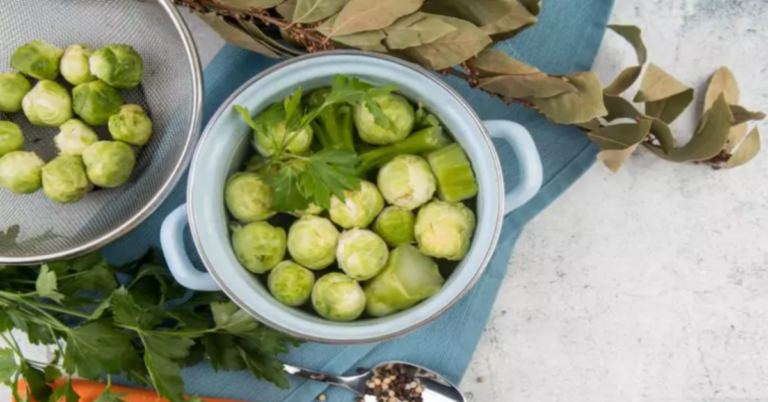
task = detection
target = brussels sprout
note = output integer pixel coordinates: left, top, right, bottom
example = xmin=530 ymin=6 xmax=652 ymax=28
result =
xmin=312 ymin=273 xmax=366 ymax=322
xmin=0 ymin=151 xmax=44 ymax=194
xmin=108 ymin=104 xmax=154 ymax=146
xmin=22 ymin=80 xmax=72 ymax=127
xmin=248 ymin=104 xmax=313 ymax=157
xmin=89 ymin=44 xmax=144 ymax=89
xmin=336 ymin=229 xmax=389 ymax=281
xmin=60 ymin=44 xmax=96 ymax=85
xmin=42 ymin=155 xmax=91 ymax=204
xmin=287 ymin=216 xmax=340 ymax=270
xmin=0 ymin=72 xmax=31 ymax=113
xmin=54 ymin=119 xmax=99 ymax=156
xmin=72 ymin=81 xmax=124 ymax=126
xmin=354 ymin=94 xmax=415 ymax=145
xmin=329 ymin=181 xmax=384 ymax=229
xmin=231 ymin=222 xmax=286 ymax=274
xmin=373 ymin=206 xmax=415 ymax=247
xmin=0 ymin=122 xmax=24 ymax=157
xmin=10 ymin=40 xmax=63 ymax=80
xmin=414 ymin=200 xmax=476 ymax=261
xmin=364 ymin=244 xmax=444 ymax=317
xmin=81 ymin=141 xmax=136 ymax=188
xmin=377 ymin=155 xmax=436 ymax=210
xmin=268 ymin=260 xmax=315 ymax=306
xmin=224 ymin=172 xmax=275 ymax=223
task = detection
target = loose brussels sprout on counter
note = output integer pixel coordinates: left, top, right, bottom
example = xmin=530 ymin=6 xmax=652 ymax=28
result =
xmin=373 ymin=206 xmax=415 ymax=247
xmin=42 ymin=155 xmax=91 ymax=204
xmin=0 ymin=72 xmax=31 ymax=113
xmin=72 ymin=80 xmax=124 ymax=126
xmin=224 ymin=172 xmax=275 ymax=223
xmin=268 ymin=260 xmax=315 ymax=307
xmin=108 ymin=104 xmax=153 ymax=146
xmin=54 ymin=119 xmax=99 ymax=156
xmin=89 ymin=44 xmax=144 ymax=89
xmin=250 ymin=104 xmax=313 ymax=157
xmin=312 ymin=272 xmax=366 ymax=322
xmin=22 ymin=80 xmax=72 ymax=127
xmin=81 ymin=141 xmax=136 ymax=188
xmin=10 ymin=40 xmax=63 ymax=80
xmin=415 ymin=200 xmax=476 ymax=261
xmin=0 ymin=151 xmax=45 ymax=194
xmin=329 ymin=180 xmax=384 ymax=229
xmin=377 ymin=154 xmax=436 ymax=210
xmin=231 ymin=222 xmax=286 ymax=274
xmin=354 ymin=94 xmax=415 ymax=145
xmin=337 ymin=229 xmax=389 ymax=281
xmin=60 ymin=44 xmax=96 ymax=85
xmin=287 ymin=216 xmax=340 ymax=270
xmin=0 ymin=122 xmax=24 ymax=157
xmin=364 ymin=244 xmax=444 ymax=317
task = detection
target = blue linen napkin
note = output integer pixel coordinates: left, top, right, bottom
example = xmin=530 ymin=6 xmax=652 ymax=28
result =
xmin=105 ymin=0 xmax=615 ymax=399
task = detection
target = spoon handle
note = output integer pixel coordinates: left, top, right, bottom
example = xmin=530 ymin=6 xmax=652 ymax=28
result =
xmin=283 ymin=364 xmax=365 ymax=395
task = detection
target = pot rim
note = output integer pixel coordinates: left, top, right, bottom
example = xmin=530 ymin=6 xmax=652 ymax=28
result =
xmin=187 ymin=50 xmax=505 ymax=344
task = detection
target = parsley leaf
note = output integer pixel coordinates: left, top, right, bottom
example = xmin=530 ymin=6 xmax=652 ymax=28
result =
xmin=93 ymin=386 xmax=129 ymax=402
xmin=111 ymin=287 xmax=163 ymax=329
xmin=49 ymin=377 xmax=79 ymax=402
xmin=64 ymin=320 xmax=140 ymax=379
xmin=0 ymin=348 xmax=17 ymax=386
xmin=203 ymin=334 xmax=246 ymax=371
xmin=19 ymin=361 xmax=50 ymax=402
xmin=211 ymin=301 xmax=259 ymax=334
xmin=266 ymin=161 xmax=312 ymax=212
xmin=141 ymin=335 xmax=194 ymax=402
xmin=35 ymin=265 xmax=64 ymax=303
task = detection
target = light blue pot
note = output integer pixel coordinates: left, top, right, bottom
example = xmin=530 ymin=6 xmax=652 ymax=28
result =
xmin=161 ymin=51 xmax=543 ymax=344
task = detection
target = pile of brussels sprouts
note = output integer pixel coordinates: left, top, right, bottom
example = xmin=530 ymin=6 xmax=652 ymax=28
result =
xmin=0 ymin=40 xmax=152 ymax=203
xmin=226 ymin=79 xmax=480 ymax=322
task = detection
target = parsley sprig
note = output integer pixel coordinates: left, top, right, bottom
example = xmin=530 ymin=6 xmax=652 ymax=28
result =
xmin=234 ymin=75 xmax=396 ymax=212
xmin=0 ymin=250 xmax=299 ymax=402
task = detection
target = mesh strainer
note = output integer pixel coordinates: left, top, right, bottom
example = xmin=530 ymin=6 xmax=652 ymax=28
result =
xmin=0 ymin=0 xmax=202 ymax=264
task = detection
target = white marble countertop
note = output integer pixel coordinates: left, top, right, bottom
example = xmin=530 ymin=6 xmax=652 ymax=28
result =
xmin=5 ymin=1 xmax=768 ymax=401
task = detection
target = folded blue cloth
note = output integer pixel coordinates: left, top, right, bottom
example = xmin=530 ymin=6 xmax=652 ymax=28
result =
xmin=105 ymin=0 xmax=614 ymax=399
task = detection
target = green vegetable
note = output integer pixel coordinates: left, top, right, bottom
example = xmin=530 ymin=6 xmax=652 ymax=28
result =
xmin=336 ymin=229 xmax=389 ymax=281
xmin=54 ymin=119 xmax=99 ymax=156
xmin=354 ymin=93 xmax=415 ymax=145
xmin=287 ymin=215 xmax=339 ymax=270
xmin=373 ymin=206 xmax=415 ymax=247
xmin=0 ymin=72 xmax=31 ymax=113
xmin=307 ymin=87 xmax=355 ymax=151
xmin=224 ymin=172 xmax=275 ymax=223
xmin=231 ymin=222 xmax=286 ymax=273
xmin=268 ymin=260 xmax=315 ymax=306
xmin=0 ymin=151 xmax=44 ymax=194
xmin=329 ymin=180 xmax=384 ymax=229
xmin=377 ymin=154 xmax=436 ymax=210
xmin=414 ymin=200 xmax=476 ymax=260
xmin=108 ymin=104 xmax=154 ymax=146
xmin=22 ymin=80 xmax=72 ymax=127
xmin=427 ymin=143 xmax=479 ymax=202
xmin=41 ymin=155 xmax=91 ymax=204
xmin=81 ymin=141 xmax=136 ymax=188
xmin=60 ymin=44 xmax=96 ymax=85
xmin=290 ymin=203 xmax=324 ymax=217
xmin=244 ymin=103 xmax=314 ymax=157
xmin=73 ymin=81 xmax=124 ymax=126
xmin=364 ymin=244 xmax=444 ymax=317
xmin=312 ymin=272 xmax=366 ymax=322
xmin=10 ymin=40 xmax=63 ymax=80
xmin=357 ymin=126 xmax=451 ymax=174
xmin=0 ymin=251 xmax=299 ymax=402
xmin=89 ymin=44 xmax=144 ymax=89
xmin=0 ymin=121 xmax=24 ymax=157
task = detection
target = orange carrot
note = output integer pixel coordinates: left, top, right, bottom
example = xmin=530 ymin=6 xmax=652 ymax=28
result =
xmin=15 ymin=379 xmax=248 ymax=402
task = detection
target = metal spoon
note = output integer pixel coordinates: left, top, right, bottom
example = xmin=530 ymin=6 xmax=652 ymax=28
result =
xmin=284 ymin=361 xmax=466 ymax=402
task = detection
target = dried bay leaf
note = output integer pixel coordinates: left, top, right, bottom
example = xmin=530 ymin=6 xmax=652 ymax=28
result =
xmin=237 ymin=19 xmax=303 ymax=56
xmin=383 ymin=13 xmax=456 ymax=50
xmin=197 ymin=13 xmax=282 ymax=58
xmin=276 ymin=0 xmax=297 ymax=20
xmin=478 ymin=74 xmax=575 ymax=99
xmin=330 ymin=0 xmax=424 ymax=37
xmin=403 ymin=15 xmax=492 ymax=70
xmin=726 ymin=127 xmax=761 ymax=168
xmin=603 ymin=94 xmax=641 ymax=121
xmin=729 ymin=105 xmax=767 ymax=126
xmin=532 ymin=72 xmax=607 ymax=124
xmin=634 ymin=63 xmax=690 ymax=103
xmin=644 ymin=88 xmax=693 ymax=124
xmin=598 ymin=144 xmax=639 ymax=173
xmin=468 ymin=49 xmax=540 ymax=77
xmin=316 ymin=14 xmax=386 ymax=51
xmin=219 ymin=0 xmax=287 ymax=7
xmin=704 ymin=67 xmax=740 ymax=112
xmin=577 ymin=119 xmax=601 ymax=131
xmin=293 ymin=0 xmax=350 ymax=23
xmin=517 ymin=0 xmax=542 ymax=15
xmin=603 ymin=66 xmax=641 ymax=96
xmin=422 ymin=0 xmax=536 ymax=40
xmin=608 ymin=25 xmax=647 ymax=64
xmin=587 ymin=120 xmax=651 ymax=151
xmin=648 ymin=117 xmax=675 ymax=154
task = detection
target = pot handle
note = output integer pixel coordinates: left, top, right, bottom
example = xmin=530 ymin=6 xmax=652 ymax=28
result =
xmin=483 ymin=120 xmax=543 ymax=216
xmin=160 ymin=204 xmax=220 ymax=291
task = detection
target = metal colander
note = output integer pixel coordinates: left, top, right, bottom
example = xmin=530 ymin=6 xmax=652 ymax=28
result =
xmin=0 ymin=0 xmax=202 ymax=264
